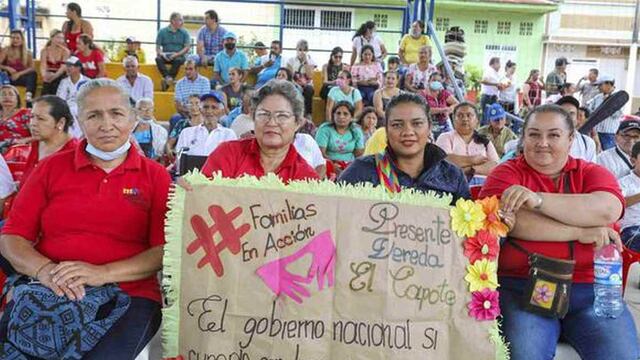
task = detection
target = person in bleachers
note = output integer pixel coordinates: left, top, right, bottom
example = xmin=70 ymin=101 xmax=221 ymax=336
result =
xmin=387 ymin=56 xmax=405 ymax=89
xmin=166 ymin=95 xmax=203 ymax=161
xmin=357 ymin=106 xmax=379 ymax=144
xmin=115 ymin=37 xmax=146 ymax=64
xmin=133 ymin=98 xmax=168 ymax=161
xmin=294 ymin=130 xmax=326 ymax=179
xmin=253 ymin=42 xmax=268 ymax=65
xmin=213 ymin=32 xmax=249 ymax=86
xmin=555 ymin=95 xmax=597 ymax=163
xmin=0 ymin=154 xmax=14 ymax=216
xmin=320 ymin=47 xmax=349 ymax=101
xmin=589 ymin=74 xmax=623 ymax=151
xmin=252 ymin=40 xmax=283 ymax=88
xmin=596 ymin=117 xmax=640 ymax=179
xmin=220 ymin=67 xmax=251 ymax=112
xmin=498 ymin=60 xmax=518 ymax=115
xmin=326 ymin=69 xmax=363 ymax=122
xmin=477 ymin=103 xmax=517 ymax=158
xmin=420 ymin=72 xmax=458 ymax=140
xmin=373 ymin=70 xmax=401 ymax=122
xmin=75 ymin=34 xmax=105 ymax=79
xmin=577 ymin=106 xmax=602 ymax=153
xmin=286 ymin=39 xmax=316 ymax=118
xmin=0 ymin=79 xmax=170 ymax=359
xmin=351 ymin=45 xmax=383 ymax=107
xmin=230 ymin=91 xmax=255 ymax=138
xmin=480 ymin=57 xmax=503 ymax=125
xmin=339 ymin=93 xmax=469 ymax=202
xmin=196 ymin=10 xmax=226 ymax=67
xmin=398 ymin=20 xmax=430 ymax=67
xmin=56 ymin=56 xmax=87 ymax=128
xmin=0 ymin=85 xmax=31 ymax=152
xmin=170 ymin=59 xmax=211 ymax=131
xmin=350 ymin=20 xmax=387 ymax=66
xmin=618 ymin=141 xmax=640 ymax=252
xmin=404 ymin=45 xmax=437 ymax=93
xmin=116 ymin=56 xmax=153 ymax=104
xmin=316 ymin=101 xmax=364 ymax=175
xmin=62 ymin=2 xmax=93 ymax=54
xmin=39 ymin=30 xmax=70 ymax=95
xmin=155 ymin=12 xmax=191 ymax=91
xmin=18 ymin=95 xmax=79 ymax=186
xmin=0 ymin=30 xmax=37 ymax=97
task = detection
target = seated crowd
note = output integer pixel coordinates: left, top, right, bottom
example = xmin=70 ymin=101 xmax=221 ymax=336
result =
xmin=0 ymin=2 xmax=637 ymax=359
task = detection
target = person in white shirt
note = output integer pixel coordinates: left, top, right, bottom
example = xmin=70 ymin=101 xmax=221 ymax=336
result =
xmin=294 ymin=133 xmax=326 ymax=178
xmin=133 ymin=98 xmax=168 ymax=159
xmin=350 ymin=20 xmax=387 ymax=65
xmin=176 ymin=92 xmax=236 ymax=159
xmin=556 ymin=96 xmax=597 ymax=162
xmin=596 ymin=118 xmax=640 ymax=179
xmin=116 ymin=56 xmax=153 ymax=103
xmin=618 ymin=141 xmax=640 ymax=251
xmin=286 ymin=39 xmax=316 ymax=117
xmin=55 ymin=56 xmax=87 ymax=138
xmin=479 ymin=57 xmax=503 ymax=125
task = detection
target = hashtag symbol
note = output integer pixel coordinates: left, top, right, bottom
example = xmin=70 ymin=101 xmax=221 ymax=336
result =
xmin=187 ymin=205 xmax=251 ymax=277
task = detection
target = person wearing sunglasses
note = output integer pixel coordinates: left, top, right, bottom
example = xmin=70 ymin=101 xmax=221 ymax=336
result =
xmin=320 ymin=47 xmax=349 ymax=101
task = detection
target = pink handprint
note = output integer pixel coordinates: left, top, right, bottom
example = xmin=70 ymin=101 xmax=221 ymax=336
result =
xmin=256 ymin=230 xmax=336 ymax=304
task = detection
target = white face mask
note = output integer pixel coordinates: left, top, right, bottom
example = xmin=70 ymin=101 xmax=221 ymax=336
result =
xmin=85 ymin=141 xmax=131 ymax=161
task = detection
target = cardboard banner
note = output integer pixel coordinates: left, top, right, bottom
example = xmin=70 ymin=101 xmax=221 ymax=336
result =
xmin=163 ymin=173 xmax=509 ymax=360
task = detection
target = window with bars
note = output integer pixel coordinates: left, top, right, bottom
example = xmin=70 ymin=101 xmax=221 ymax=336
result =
xmin=520 ymin=22 xmax=533 ymax=36
xmin=474 ymin=20 xmax=488 ymax=34
xmin=497 ymin=21 xmax=511 ymax=35
xmin=320 ymin=10 xmax=351 ymax=30
xmin=374 ymin=13 xmax=388 ymax=29
xmin=436 ymin=17 xmax=450 ymax=31
xmin=283 ymin=8 xmax=315 ymax=28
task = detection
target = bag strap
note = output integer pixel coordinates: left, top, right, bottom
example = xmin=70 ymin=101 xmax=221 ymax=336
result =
xmin=615 ymin=146 xmax=634 ymax=170
xmin=375 ymin=152 xmax=401 ymax=194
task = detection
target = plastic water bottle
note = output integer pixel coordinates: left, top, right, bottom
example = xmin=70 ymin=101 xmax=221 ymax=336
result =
xmin=593 ymin=244 xmax=624 ymax=318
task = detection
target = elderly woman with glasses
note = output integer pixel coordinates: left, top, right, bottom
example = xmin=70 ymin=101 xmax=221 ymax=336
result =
xmin=200 ymin=79 xmax=320 ymax=181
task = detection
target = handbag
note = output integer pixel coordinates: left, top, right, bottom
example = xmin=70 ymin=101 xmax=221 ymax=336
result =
xmin=1 ymin=277 xmax=130 ymax=360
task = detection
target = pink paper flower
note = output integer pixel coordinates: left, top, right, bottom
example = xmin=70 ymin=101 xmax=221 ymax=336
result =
xmin=468 ymin=288 xmax=500 ymax=321
xmin=464 ymin=229 xmax=499 ymax=264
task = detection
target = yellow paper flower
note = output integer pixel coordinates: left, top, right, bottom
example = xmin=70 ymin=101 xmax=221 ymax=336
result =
xmin=450 ymin=199 xmax=486 ymax=238
xmin=479 ymin=196 xmax=509 ymax=238
xmin=465 ymin=258 xmax=498 ymax=292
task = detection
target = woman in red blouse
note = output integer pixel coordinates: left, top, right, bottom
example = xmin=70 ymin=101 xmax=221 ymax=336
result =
xmin=0 ymin=79 xmax=170 ymax=358
xmin=75 ymin=34 xmax=105 ymax=79
xmin=0 ymin=85 xmax=31 ymax=152
xmin=0 ymin=30 xmax=37 ymax=96
xmin=62 ymin=2 xmax=93 ymax=53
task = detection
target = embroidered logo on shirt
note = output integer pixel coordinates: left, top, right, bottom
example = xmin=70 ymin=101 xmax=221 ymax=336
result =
xmin=122 ymin=188 xmax=140 ymax=196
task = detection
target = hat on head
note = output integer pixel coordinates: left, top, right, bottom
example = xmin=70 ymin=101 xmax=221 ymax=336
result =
xmin=254 ymin=41 xmax=266 ymax=49
xmin=429 ymin=81 xmax=444 ymax=91
xmin=200 ymin=91 xmax=224 ymax=103
xmin=618 ymin=118 xmax=640 ymax=134
xmin=65 ymin=56 xmax=82 ymax=67
xmin=555 ymin=57 xmax=570 ymax=66
xmin=125 ymin=36 xmax=136 ymax=43
xmin=555 ymin=95 xmax=580 ymax=110
xmin=594 ymin=74 xmax=615 ymax=85
xmin=487 ymin=103 xmax=506 ymax=122
xmin=223 ymin=32 xmax=237 ymax=40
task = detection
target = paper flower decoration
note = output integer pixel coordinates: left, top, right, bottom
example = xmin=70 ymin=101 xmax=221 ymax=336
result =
xmin=468 ymin=288 xmax=500 ymax=321
xmin=450 ymin=199 xmax=486 ymax=238
xmin=465 ymin=258 xmax=498 ymax=292
xmin=478 ymin=196 xmax=509 ymax=238
xmin=464 ymin=229 xmax=499 ymax=264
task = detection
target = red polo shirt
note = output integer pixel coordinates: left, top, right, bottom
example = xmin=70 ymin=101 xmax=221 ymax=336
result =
xmin=20 ymin=138 xmax=80 ymax=187
xmin=479 ymin=156 xmax=624 ymax=283
xmin=201 ymin=138 xmax=320 ymax=182
xmin=3 ymin=140 xmax=170 ymax=302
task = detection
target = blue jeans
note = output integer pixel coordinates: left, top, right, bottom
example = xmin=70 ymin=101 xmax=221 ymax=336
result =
xmin=499 ymin=277 xmax=639 ymax=360
xmin=622 ymin=225 xmax=640 ymax=252
xmin=598 ymin=132 xmax=616 ymax=151
xmin=0 ymin=297 xmax=161 ymax=359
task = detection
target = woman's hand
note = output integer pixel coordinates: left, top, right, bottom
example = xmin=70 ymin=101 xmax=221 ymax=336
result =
xmin=37 ymin=262 xmax=86 ymax=301
xmin=498 ymin=209 xmax=517 ymax=232
xmin=50 ymin=261 xmax=109 ymax=289
xmin=501 ymin=185 xmax=542 ymax=213
xmin=577 ymin=227 xmax=623 ymax=252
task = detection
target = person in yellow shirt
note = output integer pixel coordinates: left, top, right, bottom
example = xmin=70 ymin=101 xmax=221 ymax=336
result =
xmin=115 ymin=37 xmax=146 ymax=64
xmin=364 ymin=127 xmax=387 ymax=155
xmin=398 ymin=21 xmax=430 ymax=66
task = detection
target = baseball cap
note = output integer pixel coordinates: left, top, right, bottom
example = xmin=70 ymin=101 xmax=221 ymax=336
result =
xmin=429 ymin=81 xmax=444 ymax=91
xmin=125 ymin=36 xmax=136 ymax=43
xmin=594 ymin=74 xmax=615 ymax=85
xmin=555 ymin=95 xmax=580 ymax=110
xmin=617 ymin=119 xmax=640 ymax=134
xmin=555 ymin=57 xmax=570 ymax=66
xmin=254 ymin=41 xmax=266 ymax=49
xmin=200 ymin=91 xmax=224 ymax=103
xmin=486 ymin=103 xmax=506 ymax=122
xmin=65 ymin=56 xmax=82 ymax=67
xmin=223 ymin=32 xmax=237 ymax=40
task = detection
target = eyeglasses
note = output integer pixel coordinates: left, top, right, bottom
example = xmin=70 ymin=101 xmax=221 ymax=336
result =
xmin=255 ymin=110 xmax=294 ymax=124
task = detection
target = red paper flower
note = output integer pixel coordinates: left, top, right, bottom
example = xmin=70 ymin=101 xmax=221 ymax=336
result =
xmin=468 ymin=288 xmax=500 ymax=321
xmin=464 ymin=229 xmax=499 ymax=264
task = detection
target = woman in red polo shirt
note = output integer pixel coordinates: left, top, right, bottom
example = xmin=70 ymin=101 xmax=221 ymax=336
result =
xmin=200 ymin=79 xmax=319 ymax=182
xmin=480 ymin=104 xmax=638 ymax=359
xmin=0 ymin=79 xmax=170 ymax=358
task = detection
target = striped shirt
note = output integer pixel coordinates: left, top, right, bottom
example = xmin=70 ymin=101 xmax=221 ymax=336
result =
xmin=174 ymin=75 xmax=211 ymax=106
xmin=589 ymin=91 xmax=623 ymax=134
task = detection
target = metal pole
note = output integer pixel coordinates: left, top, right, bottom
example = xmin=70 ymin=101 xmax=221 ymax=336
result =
xmin=279 ymin=0 xmax=285 ymax=45
xmin=428 ymin=0 xmax=435 ymax=24
xmin=413 ymin=0 xmax=419 ymax=23
xmin=427 ymin=20 xmax=463 ymax=101
xmin=156 ymin=0 xmax=162 ymax=32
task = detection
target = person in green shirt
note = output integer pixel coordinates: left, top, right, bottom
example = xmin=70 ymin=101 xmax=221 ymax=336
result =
xmin=477 ymin=103 xmax=517 ymax=158
xmin=155 ymin=12 xmax=191 ymax=90
xmin=316 ymin=101 xmax=365 ymax=169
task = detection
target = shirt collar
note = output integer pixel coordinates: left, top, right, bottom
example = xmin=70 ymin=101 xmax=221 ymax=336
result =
xmin=386 ymin=143 xmax=447 ymax=179
xmin=74 ymin=139 xmax=142 ymax=171
xmin=248 ymin=138 xmax=299 ymax=173
xmin=516 ymin=154 xmax=579 ymax=175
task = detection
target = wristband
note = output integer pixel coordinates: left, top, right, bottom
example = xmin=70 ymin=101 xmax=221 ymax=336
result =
xmin=34 ymin=260 xmax=53 ymax=280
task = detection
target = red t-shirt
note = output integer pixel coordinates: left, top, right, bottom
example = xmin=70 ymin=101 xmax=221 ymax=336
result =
xmin=479 ymin=156 xmax=624 ymax=283
xmin=75 ymin=49 xmax=104 ymax=79
xmin=201 ymin=138 xmax=320 ymax=182
xmin=3 ymin=140 xmax=170 ymax=302
xmin=20 ymin=138 xmax=79 ymax=187
xmin=0 ymin=108 xmax=31 ymax=143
